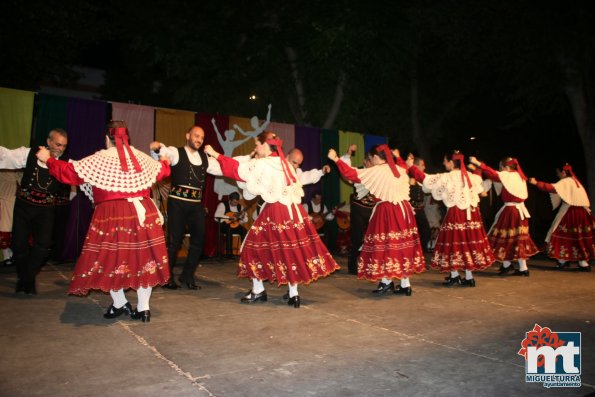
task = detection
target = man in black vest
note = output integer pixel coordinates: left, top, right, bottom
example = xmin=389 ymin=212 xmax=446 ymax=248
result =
xmin=150 ymin=126 xmax=222 ymax=289
xmin=0 ymin=129 xmax=69 ymax=294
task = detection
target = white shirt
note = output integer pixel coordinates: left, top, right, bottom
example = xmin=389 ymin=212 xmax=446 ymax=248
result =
xmin=151 ymin=144 xmax=222 ymax=176
xmin=214 ymin=202 xmax=248 ymax=224
xmin=302 ymin=201 xmax=335 ymax=221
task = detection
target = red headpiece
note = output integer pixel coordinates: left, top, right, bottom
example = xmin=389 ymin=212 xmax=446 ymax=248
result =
xmin=562 ymin=164 xmax=581 ymax=187
xmin=504 ymin=158 xmax=528 ymax=181
xmin=109 ymin=127 xmax=141 ymax=173
xmin=266 ymin=137 xmax=296 ymax=186
xmin=377 ymin=144 xmax=400 ymax=177
xmin=452 ymin=153 xmax=472 ymax=187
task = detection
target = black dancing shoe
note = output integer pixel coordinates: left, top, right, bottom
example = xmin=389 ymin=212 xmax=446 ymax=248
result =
xmin=460 ymin=278 xmax=476 ymax=287
xmin=104 ymin=302 xmax=133 ymax=319
xmin=131 ymin=309 xmax=151 ymax=322
xmin=498 ymin=265 xmax=515 ymax=275
xmin=442 ymin=275 xmax=462 ymax=286
xmin=394 ymin=286 xmax=412 ymax=296
xmin=578 ymin=265 xmax=592 ymax=272
xmin=163 ymin=278 xmax=180 ymax=290
xmin=287 ymin=295 xmax=301 ymax=308
xmin=240 ymin=290 xmax=268 ymax=303
xmin=556 ymin=262 xmax=570 ymax=270
xmin=179 ymin=277 xmax=201 ymax=290
xmin=513 ymin=269 xmax=530 ymax=277
xmin=282 ymin=291 xmax=290 ymax=300
xmin=372 ymin=281 xmax=394 ymax=295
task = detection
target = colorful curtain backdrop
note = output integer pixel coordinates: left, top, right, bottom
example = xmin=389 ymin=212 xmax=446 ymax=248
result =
xmin=320 ymin=128 xmax=341 ymax=252
xmin=0 ymin=87 xmax=34 ymax=148
xmin=197 ymin=112 xmax=229 ymax=257
xmin=268 ymin=122 xmax=295 ymax=151
xmin=31 ymin=94 xmax=68 ymax=148
xmin=338 ymin=131 xmax=365 ymax=205
xmin=294 ymin=125 xmax=322 ymax=202
xmin=364 ymin=134 xmax=388 ymax=154
xmin=111 ymin=102 xmax=155 ymax=154
xmin=61 ymin=98 xmax=109 ymax=260
xmin=155 ymin=108 xmax=196 ymax=147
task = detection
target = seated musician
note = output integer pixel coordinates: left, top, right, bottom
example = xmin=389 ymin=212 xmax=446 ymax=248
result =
xmin=214 ymin=192 xmax=248 ymax=258
xmin=303 ymin=191 xmax=335 ymax=243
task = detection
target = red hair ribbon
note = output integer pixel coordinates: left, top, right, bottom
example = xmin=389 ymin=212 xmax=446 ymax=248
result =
xmin=109 ymin=127 xmax=141 ymax=173
xmin=452 ymin=153 xmax=472 ymax=187
xmin=505 ymin=158 xmax=528 ymax=181
xmin=266 ymin=137 xmax=296 ymax=186
xmin=562 ymin=164 xmax=580 ymax=187
xmin=377 ymin=144 xmax=400 ymax=177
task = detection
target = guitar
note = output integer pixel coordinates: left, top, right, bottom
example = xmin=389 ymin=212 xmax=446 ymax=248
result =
xmin=310 ymin=201 xmax=345 ymax=230
xmin=224 ymin=209 xmax=247 ymax=229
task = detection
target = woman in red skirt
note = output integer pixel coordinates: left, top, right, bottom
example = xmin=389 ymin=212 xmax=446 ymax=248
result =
xmin=36 ymin=120 xmax=171 ymax=322
xmin=409 ymin=151 xmax=495 ymax=287
xmin=329 ymin=145 xmax=426 ymax=296
xmin=529 ymin=163 xmax=594 ymax=272
xmin=204 ymin=132 xmax=339 ymax=308
xmin=469 ymin=156 xmax=539 ymax=276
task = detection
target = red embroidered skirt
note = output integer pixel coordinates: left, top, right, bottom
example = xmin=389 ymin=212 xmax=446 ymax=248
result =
xmin=68 ymin=199 xmax=170 ymax=295
xmin=238 ymin=202 xmax=339 ymax=285
xmin=357 ymin=201 xmax=426 ymax=281
xmin=547 ymin=206 xmax=595 ymax=261
xmin=488 ymin=205 xmax=539 ymax=261
xmin=431 ymin=206 xmax=495 ymax=272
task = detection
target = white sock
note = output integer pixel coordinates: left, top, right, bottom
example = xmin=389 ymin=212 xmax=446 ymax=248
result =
xmin=518 ymin=259 xmax=528 ymax=271
xmin=450 ymin=271 xmax=459 ymax=278
xmin=381 ymin=277 xmax=392 ymax=285
xmin=288 ymin=283 xmax=299 ymax=298
xmin=400 ymin=278 xmax=410 ymax=288
xmin=252 ymin=279 xmax=265 ymax=294
xmin=558 ymin=260 xmax=567 ymax=265
xmin=136 ymin=286 xmax=152 ymax=311
xmin=502 ymin=260 xmax=511 ymax=268
xmin=578 ymin=260 xmax=589 ymax=268
xmin=2 ymin=248 xmax=12 ymax=260
xmin=465 ymin=270 xmax=473 ymax=280
xmin=109 ymin=289 xmax=127 ymax=308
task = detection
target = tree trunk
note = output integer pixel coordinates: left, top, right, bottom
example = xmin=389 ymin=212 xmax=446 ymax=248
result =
xmin=322 ymin=71 xmax=345 ymax=129
xmin=410 ymin=59 xmax=431 ymax=162
xmin=285 ymin=46 xmax=307 ymax=124
xmin=562 ymin=65 xmax=595 ymax=205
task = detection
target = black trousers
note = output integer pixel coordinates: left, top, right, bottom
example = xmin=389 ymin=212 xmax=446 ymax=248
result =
xmin=167 ymin=198 xmax=205 ymax=282
xmin=220 ymin=223 xmax=246 ymax=256
xmin=348 ymin=203 xmax=373 ymax=274
xmin=12 ymin=199 xmax=55 ymax=288
xmin=414 ymin=207 xmax=431 ymax=253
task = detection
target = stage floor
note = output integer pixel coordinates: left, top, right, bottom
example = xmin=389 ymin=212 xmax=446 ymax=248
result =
xmin=0 ymin=253 xmax=593 ymax=396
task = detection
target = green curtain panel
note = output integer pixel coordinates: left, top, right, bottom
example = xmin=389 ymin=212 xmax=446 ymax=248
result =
xmin=31 ymin=94 xmax=68 ymax=148
xmin=0 ymin=87 xmax=35 ymax=148
xmin=338 ymin=131 xmax=365 ymax=205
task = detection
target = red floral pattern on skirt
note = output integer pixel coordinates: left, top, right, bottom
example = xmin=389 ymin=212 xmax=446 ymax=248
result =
xmin=488 ymin=206 xmax=539 ymax=261
xmin=68 ymin=199 xmax=170 ymax=295
xmin=238 ymin=202 xmax=339 ymax=285
xmin=547 ymin=206 xmax=595 ymax=261
xmin=431 ymin=206 xmax=495 ymax=272
xmin=357 ymin=201 xmax=426 ymax=281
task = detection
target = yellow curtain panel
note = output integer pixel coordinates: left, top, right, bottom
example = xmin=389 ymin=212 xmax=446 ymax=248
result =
xmin=155 ymin=108 xmax=196 ymax=148
xmin=0 ymin=88 xmax=35 ymax=148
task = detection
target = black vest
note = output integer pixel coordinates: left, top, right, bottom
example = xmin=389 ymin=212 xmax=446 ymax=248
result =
xmin=306 ymin=201 xmax=324 ymax=215
xmin=18 ymin=149 xmax=67 ymax=206
xmin=224 ymin=201 xmax=243 ymax=214
xmin=170 ymin=147 xmax=208 ymax=189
